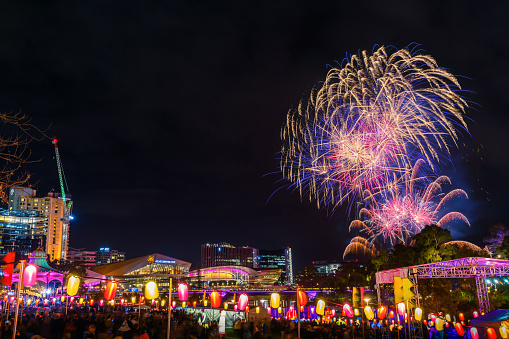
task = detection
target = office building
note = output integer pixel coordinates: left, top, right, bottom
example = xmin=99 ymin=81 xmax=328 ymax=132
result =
xmin=257 ymin=248 xmax=294 ymax=285
xmin=0 ymin=209 xmax=46 ymax=256
xmin=312 ymin=261 xmax=343 ymax=274
xmin=8 ymin=187 xmax=71 ymax=262
xmin=67 ymin=247 xmax=97 ymax=268
xmin=201 ymin=243 xmax=257 ymax=268
xmin=95 ymin=247 xmax=126 ymax=265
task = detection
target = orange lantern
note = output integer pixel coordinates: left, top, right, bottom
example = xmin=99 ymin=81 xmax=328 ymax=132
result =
xmin=377 ymin=306 xmax=387 ymax=319
xmin=487 ymin=328 xmax=497 ymax=339
xmin=238 ymin=293 xmax=248 ymax=311
xmin=35 ymin=299 xmax=40 ymax=305
xmin=67 ymin=276 xmax=80 ymax=296
xmin=210 ymin=291 xmax=221 ymax=308
xmin=104 ymin=281 xmax=117 ymax=301
xmin=245 ymin=305 xmax=249 ymax=313
xmin=297 ymin=290 xmax=307 ymax=306
xmin=300 ymin=306 xmax=304 ymax=312
xmin=90 ymin=299 xmax=94 ymax=306
xmin=470 ymin=327 xmax=479 ymax=339
xmin=454 ymin=322 xmax=464 ymax=336
xmin=23 ymin=265 xmax=37 ymax=287
xmin=193 ymin=301 xmax=197 ymax=308
xmin=343 ymin=303 xmax=354 ymax=317
xmin=459 ymin=313 xmax=464 ymax=321
xmin=389 ymin=310 xmax=395 ymax=318
xmin=178 ymin=283 xmax=188 ymax=301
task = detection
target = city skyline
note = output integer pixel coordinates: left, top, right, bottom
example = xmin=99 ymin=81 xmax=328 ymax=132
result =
xmin=0 ymin=2 xmax=506 ymax=271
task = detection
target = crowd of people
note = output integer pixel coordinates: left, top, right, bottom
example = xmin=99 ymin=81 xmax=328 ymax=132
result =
xmin=0 ymin=308 xmax=436 ymax=339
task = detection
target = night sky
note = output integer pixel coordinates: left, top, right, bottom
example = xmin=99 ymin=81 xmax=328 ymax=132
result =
xmin=0 ymin=1 xmax=506 ymax=271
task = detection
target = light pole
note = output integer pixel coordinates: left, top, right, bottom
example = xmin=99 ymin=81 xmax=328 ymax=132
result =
xmin=363 ymin=298 xmax=370 ymax=339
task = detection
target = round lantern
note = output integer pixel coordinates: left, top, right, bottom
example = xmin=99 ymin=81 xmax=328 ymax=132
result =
xmin=454 ymin=322 xmax=465 ymax=336
xmin=500 ymin=326 xmax=508 ymax=339
xmin=397 ymin=303 xmax=406 ymax=317
xmin=193 ymin=301 xmax=197 ymax=308
xmin=23 ymin=265 xmax=37 ymax=287
xmin=238 ymin=293 xmax=248 ymax=311
xmin=377 ymin=306 xmax=387 ymax=319
xmin=104 ymin=281 xmax=117 ymax=301
xmin=67 ymin=276 xmax=80 ymax=296
xmin=364 ymin=306 xmax=375 ymax=320
xmin=316 ymin=300 xmax=325 ymax=316
xmin=470 ymin=327 xmax=479 ymax=339
xmin=145 ymin=281 xmax=159 ymax=299
xmin=343 ymin=303 xmax=354 ymax=317
xmin=414 ymin=308 xmax=423 ymax=321
xmin=270 ymin=293 xmax=280 ymax=308
xmin=435 ymin=318 xmax=444 ymax=331
xmin=210 ymin=291 xmax=221 ymax=308
xmin=297 ymin=290 xmax=307 ymax=306
xmin=487 ymin=328 xmax=497 ymax=339
xmin=178 ymin=283 xmax=188 ymax=301
xmin=459 ymin=313 xmax=464 ymax=321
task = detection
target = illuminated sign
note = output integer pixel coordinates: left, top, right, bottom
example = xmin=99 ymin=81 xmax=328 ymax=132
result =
xmin=155 ymin=260 xmax=176 ymax=264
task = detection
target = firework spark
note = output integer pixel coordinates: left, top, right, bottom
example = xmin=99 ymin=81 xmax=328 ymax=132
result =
xmin=343 ymin=160 xmax=470 ymax=259
xmin=281 ymin=46 xmax=468 ymax=209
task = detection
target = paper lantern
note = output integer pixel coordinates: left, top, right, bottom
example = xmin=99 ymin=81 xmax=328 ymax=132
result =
xmin=67 ymin=276 xmax=80 ymax=296
xmin=234 ymin=305 xmax=238 ymax=311
xmin=415 ymin=308 xmax=423 ymax=321
xmin=203 ymin=300 xmax=208 ymax=307
xmin=377 ymin=306 xmax=387 ymax=319
xmin=104 ymin=281 xmax=117 ymax=301
xmin=470 ymin=327 xmax=479 ymax=339
xmin=271 ymin=293 xmax=280 ymax=308
xmin=364 ymin=306 xmax=375 ymax=320
xmin=461 ymin=321 xmax=465 ymax=326
xmin=435 ymin=318 xmax=444 ymax=331
xmin=256 ymin=306 xmax=260 ymax=314
xmin=431 ymin=314 xmax=436 ymax=322
xmin=27 ymin=299 xmax=32 ymax=305
xmin=44 ymin=299 xmax=48 ymax=305
xmin=332 ymin=309 xmax=336 ymax=316
xmin=500 ymin=326 xmax=508 ymax=339
xmin=487 ymin=328 xmax=497 ymax=339
xmin=473 ymin=311 xmax=479 ymax=318
xmin=151 ymin=299 xmax=155 ymax=305
xmin=224 ymin=302 xmax=228 ymax=309
xmin=52 ymin=298 xmax=56 ymax=304
xmin=354 ymin=308 xmax=359 ymax=316
xmin=182 ymin=301 xmax=186 ymax=307
xmin=343 ymin=303 xmax=354 ymax=317
xmin=193 ymin=301 xmax=197 ymax=308
xmin=459 ymin=313 xmax=464 ymax=321
xmin=23 ymin=265 xmax=37 ymax=287
xmin=141 ymin=296 xmax=145 ymax=302
xmin=145 ymin=281 xmax=159 ymax=299
xmin=90 ymin=299 xmax=94 ymax=306
xmin=311 ymin=306 xmax=315 ymax=314
xmin=79 ymin=297 xmax=84 ymax=304
xmin=172 ymin=301 xmax=176 ymax=308
xmin=99 ymin=300 xmax=104 ymax=306
xmin=178 ymin=283 xmax=188 ymax=301
xmin=35 ymin=299 xmax=40 ymax=305
xmin=278 ymin=307 xmax=282 ymax=313
xmin=267 ymin=307 xmax=271 ymax=313
xmin=120 ymin=298 xmax=125 ymax=306
xmin=317 ymin=300 xmax=325 ymax=316
xmin=298 ymin=290 xmax=307 ymax=306
xmin=61 ymin=297 xmax=65 ymax=302
xmin=210 ymin=291 xmax=221 ymax=308
xmin=445 ymin=314 xmax=451 ymax=322
xmin=397 ymin=303 xmax=405 ymax=317
xmin=245 ymin=306 xmax=249 ymax=313
xmin=238 ymin=293 xmax=248 ymax=311
xmin=454 ymin=323 xmax=464 ymax=336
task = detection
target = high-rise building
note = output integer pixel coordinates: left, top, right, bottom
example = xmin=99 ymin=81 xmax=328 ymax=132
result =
xmin=312 ymin=261 xmax=343 ymax=274
xmin=201 ymin=243 xmax=257 ymax=268
xmin=8 ymin=187 xmax=71 ymax=262
xmin=257 ymin=248 xmax=294 ymax=285
xmin=0 ymin=209 xmax=46 ymax=256
xmin=67 ymin=247 xmax=97 ymax=268
xmin=95 ymin=247 xmax=126 ymax=265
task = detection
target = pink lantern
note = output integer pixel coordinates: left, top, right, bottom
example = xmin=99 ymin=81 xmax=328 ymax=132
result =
xmin=23 ymin=265 xmax=37 ymax=287
xmin=44 ymin=299 xmax=48 ymax=305
xmin=151 ymin=299 xmax=155 ymax=305
xmin=234 ymin=304 xmax=238 ymax=311
xmin=473 ymin=311 xmax=479 ymax=318
xmin=70 ymin=297 xmax=74 ymax=304
xmin=99 ymin=300 xmax=104 ymax=306
xmin=331 ymin=309 xmax=336 ymax=316
xmin=397 ymin=303 xmax=405 ymax=317
xmin=172 ymin=301 xmax=176 ymax=308
xmin=52 ymin=298 xmax=56 ymax=304
xmin=431 ymin=314 xmax=436 ymax=322
xmin=238 ymin=293 xmax=248 ymax=311
xmin=178 ymin=283 xmax=188 ymax=301
xmin=120 ymin=298 xmax=125 ymax=306
xmin=470 ymin=327 xmax=479 ymax=339
xmin=267 ymin=307 xmax=271 ymax=313
xmin=343 ymin=303 xmax=354 ymax=317
xmin=311 ymin=307 xmax=315 ymax=314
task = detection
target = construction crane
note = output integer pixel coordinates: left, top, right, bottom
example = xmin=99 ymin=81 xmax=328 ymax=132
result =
xmin=52 ymin=138 xmax=73 ymax=261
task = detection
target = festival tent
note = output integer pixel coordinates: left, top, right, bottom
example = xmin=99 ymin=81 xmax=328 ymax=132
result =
xmin=469 ymin=309 xmax=509 ymax=328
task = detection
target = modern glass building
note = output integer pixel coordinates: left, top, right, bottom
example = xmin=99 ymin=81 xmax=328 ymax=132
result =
xmin=201 ymin=243 xmax=257 ymax=268
xmin=0 ymin=209 xmax=46 ymax=256
xmin=257 ymin=248 xmax=293 ymax=285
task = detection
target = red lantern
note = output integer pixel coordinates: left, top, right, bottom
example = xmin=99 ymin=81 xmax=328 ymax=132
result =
xmin=470 ymin=327 xmax=479 ymax=339
xmin=342 ymin=309 xmax=346 ymax=317
xmin=459 ymin=313 xmax=464 ymax=321
xmin=487 ymin=328 xmax=497 ymax=339
xmin=238 ymin=293 xmax=248 ymax=311
xmin=178 ymin=283 xmax=188 ymax=301
xmin=454 ymin=323 xmax=465 ymax=336
xmin=210 ymin=291 xmax=221 ymax=308
xmin=389 ymin=310 xmax=395 ymax=319
xmin=99 ymin=300 xmax=104 ymax=306
xmin=104 ymin=281 xmax=117 ymax=301
xmin=193 ymin=301 xmax=197 ymax=308
xmin=23 ymin=265 xmax=37 ymax=287
xmin=297 ymin=290 xmax=307 ymax=306
xmin=377 ymin=306 xmax=387 ymax=319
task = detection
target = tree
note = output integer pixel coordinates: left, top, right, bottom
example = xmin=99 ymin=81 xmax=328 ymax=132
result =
xmin=484 ymin=223 xmax=509 ymax=256
xmin=499 ymin=235 xmax=509 ymax=259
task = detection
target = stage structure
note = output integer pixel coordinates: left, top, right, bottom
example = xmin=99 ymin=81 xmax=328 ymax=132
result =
xmin=375 ymin=257 xmax=509 ymax=314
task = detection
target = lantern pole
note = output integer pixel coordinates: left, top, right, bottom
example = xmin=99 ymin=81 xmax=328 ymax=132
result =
xmin=167 ymin=277 xmax=172 ymax=339
xmin=12 ymin=260 xmax=25 ymax=339
xmin=297 ymin=288 xmax=301 ymax=338
xmin=138 ymin=294 xmax=141 ymax=323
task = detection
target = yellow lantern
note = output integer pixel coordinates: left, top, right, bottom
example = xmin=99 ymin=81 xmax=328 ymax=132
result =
xmin=500 ymin=326 xmax=508 ymax=339
xmin=145 ymin=281 xmax=159 ymax=299
xmin=182 ymin=301 xmax=186 ymax=308
xmin=61 ymin=296 xmax=65 ymax=303
xmin=364 ymin=306 xmax=375 ymax=320
xmin=270 ymin=293 xmax=280 ymax=309
xmin=445 ymin=314 xmax=451 ymax=322
xmin=27 ymin=299 xmax=32 ymax=305
xmin=354 ymin=308 xmax=360 ymax=316
xmin=224 ymin=302 xmax=228 ymax=309
xmin=256 ymin=306 xmax=260 ymax=314
xmin=316 ymin=300 xmax=325 ymax=316
xmin=204 ymin=300 xmax=208 ymax=307
xmin=66 ymin=276 xmax=80 ymax=296
xmin=415 ymin=308 xmax=423 ymax=321
xmin=436 ymin=318 xmax=444 ymax=331
xmin=278 ymin=307 xmax=282 ymax=313
xmin=132 ymin=297 xmax=136 ymax=303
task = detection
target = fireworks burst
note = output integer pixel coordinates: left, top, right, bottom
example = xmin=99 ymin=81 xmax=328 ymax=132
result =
xmin=343 ymin=159 xmax=470 ymax=259
xmin=281 ymin=46 xmax=468 ymax=209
